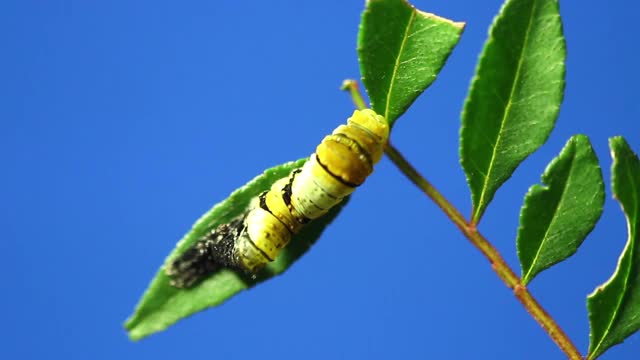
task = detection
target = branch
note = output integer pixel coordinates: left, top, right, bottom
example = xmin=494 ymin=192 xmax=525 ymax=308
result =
xmin=341 ymin=79 xmax=583 ymax=360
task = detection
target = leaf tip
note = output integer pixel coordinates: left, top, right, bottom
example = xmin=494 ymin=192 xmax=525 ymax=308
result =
xmin=609 ymin=136 xmax=627 ymax=155
xmin=123 ymin=318 xmax=142 ymax=341
xmin=126 ymin=329 xmax=145 ymax=342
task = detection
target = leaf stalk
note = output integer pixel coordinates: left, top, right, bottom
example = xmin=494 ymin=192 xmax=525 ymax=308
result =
xmin=341 ymin=79 xmax=368 ymax=110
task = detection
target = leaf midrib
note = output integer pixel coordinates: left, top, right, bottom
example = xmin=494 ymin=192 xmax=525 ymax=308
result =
xmin=384 ymin=9 xmax=416 ymax=120
xmin=474 ymin=0 xmax=538 ymax=222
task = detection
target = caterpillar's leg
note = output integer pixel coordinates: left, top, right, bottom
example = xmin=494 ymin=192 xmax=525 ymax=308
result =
xmin=165 ymin=217 xmax=244 ymax=288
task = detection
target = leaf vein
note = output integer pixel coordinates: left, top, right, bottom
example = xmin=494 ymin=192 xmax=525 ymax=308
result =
xmin=384 ymin=10 xmax=417 ymax=119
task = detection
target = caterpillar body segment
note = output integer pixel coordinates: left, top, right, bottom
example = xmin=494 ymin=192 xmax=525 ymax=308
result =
xmin=166 ymin=109 xmax=389 ymax=287
xmin=290 ymin=157 xmax=349 ymax=220
xmin=262 ymin=177 xmax=303 ymax=234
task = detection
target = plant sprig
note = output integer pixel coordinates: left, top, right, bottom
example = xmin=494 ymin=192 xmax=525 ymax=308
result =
xmin=126 ymin=1 xmax=640 ymax=359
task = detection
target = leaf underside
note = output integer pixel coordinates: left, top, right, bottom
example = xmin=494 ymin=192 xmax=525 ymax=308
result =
xmin=358 ymin=0 xmax=464 ymax=127
xmin=587 ymin=137 xmax=640 ymax=359
xmin=517 ymin=135 xmax=604 ymax=284
xmin=460 ymin=0 xmax=566 ymax=223
xmin=125 ymin=159 xmax=349 ymax=340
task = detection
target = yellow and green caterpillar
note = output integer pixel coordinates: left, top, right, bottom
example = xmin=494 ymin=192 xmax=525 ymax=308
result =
xmin=166 ymin=109 xmax=389 ymax=287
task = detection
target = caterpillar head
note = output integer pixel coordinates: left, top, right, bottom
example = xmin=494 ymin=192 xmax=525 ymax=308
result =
xmin=347 ymin=109 xmax=389 ymax=163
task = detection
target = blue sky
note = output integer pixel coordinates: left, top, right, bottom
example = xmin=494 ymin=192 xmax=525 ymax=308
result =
xmin=2 ymin=1 xmax=638 ymax=359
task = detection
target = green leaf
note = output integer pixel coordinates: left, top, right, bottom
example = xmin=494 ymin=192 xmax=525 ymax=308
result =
xmin=460 ymin=0 xmax=566 ymax=223
xmin=124 ymin=159 xmax=349 ymax=340
xmin=358 ymin=0 xmax=464 ymax=126
xmin=587 ymin=137 xmax=640 ymax=359
xmin=517 ymin=135 xmax=604 ymax=284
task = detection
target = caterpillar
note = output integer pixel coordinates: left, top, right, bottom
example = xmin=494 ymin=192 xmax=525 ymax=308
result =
xmin=165 ymin=109 xmax=389 ymax=288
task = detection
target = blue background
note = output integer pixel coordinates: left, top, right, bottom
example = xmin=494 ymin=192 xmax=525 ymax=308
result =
xmin=2 ymin=1 xmax=638 ymax=359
